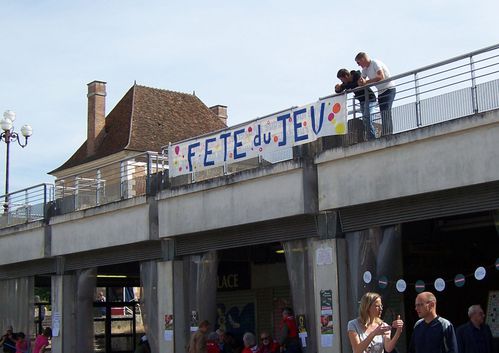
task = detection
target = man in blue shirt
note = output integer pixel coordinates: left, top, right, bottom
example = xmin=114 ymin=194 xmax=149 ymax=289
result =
xmin=456 ymin=305 xmax=494 ymax=353
xmin=408 ymin=291 xmax=457 ymax=353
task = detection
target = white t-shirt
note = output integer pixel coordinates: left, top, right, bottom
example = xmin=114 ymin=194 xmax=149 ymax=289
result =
xmin=361 ymin=59 xmax=396 ymax=94
xmin=347 ymin=318 xmax=385 ymax=353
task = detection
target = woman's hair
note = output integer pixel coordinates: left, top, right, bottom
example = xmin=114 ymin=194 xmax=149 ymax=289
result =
xmin=358 ymin=292 xmax=382 ymax=326
xmin=43 ymin=327 xmax=52 ymax=337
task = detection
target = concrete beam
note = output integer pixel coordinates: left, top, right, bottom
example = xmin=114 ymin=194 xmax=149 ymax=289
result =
xmin=316 ymin=110 xmax=499 ymax=210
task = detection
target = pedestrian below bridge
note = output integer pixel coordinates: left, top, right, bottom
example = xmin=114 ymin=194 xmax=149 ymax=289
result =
xmin=347 ymin=292 xmax=404 ymax=353
xmin=456 ymin=304 xmax=494 ymax=353
xmin=408 ymin=291 xmax=457 ymax=353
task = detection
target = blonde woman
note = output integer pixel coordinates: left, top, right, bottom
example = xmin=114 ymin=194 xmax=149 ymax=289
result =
xmin=347 ymin=292 xmax=403 ymax=353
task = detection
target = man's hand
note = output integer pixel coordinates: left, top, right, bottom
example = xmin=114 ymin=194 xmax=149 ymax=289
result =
xmin=358 ymin=77 xmax=366 ymax=86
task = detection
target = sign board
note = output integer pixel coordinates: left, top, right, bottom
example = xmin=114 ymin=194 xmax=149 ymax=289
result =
xmin=169 ymin=94 xmax=347 ymax=177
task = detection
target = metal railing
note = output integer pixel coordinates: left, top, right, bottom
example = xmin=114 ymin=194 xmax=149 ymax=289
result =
xmin=329 ymin=43 xmax=499 ymax=143
xmin=0 ymin=183 xmax=54 ymax=227
xmin=53 ymin=152 xmax=167 ymax=215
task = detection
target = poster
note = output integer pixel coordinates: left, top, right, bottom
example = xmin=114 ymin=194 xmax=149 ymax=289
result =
xmin=52 ymin=312 xmax=61 ymax=337
xmin=486 ymin=291 xmax=499 ymax=337
xmin=297 ymin=315 xmax=308 ymax=347
xmin=320 ymin=289 xmax=334 ymax=346
xmin=316 ymin=247 xmax=333 ymax=266
xmin=164 ymin=314 xmax=174 ymax=341
xmin=190 ymin=310 xmax=199 ymax=333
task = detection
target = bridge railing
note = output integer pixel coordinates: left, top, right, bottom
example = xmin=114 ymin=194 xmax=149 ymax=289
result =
xmin=53 ymin=152 xmax=167 ymax=215
xmin=0 ymin=183 xmax=54 ymax=227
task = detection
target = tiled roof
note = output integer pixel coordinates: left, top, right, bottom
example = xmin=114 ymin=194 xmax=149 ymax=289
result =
xmin=50 ymin=84 xmax=226 ymax=174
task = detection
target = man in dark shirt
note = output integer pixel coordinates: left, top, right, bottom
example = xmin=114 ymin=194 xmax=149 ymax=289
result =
xmin=335 ymin=69 xmax=377 ymax=140
xmin=456 ymin=305 xmax=494 ymax=353
xmin=408 ymin=291 xmax=457 ymax=353
xmin=0 ymin=326 xmax=16 ymax=353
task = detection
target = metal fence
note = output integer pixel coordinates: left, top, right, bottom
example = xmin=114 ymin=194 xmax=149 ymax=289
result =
xmin=0 ymin=183 xmax=53 ymax=227
xmin=53 ymin=152 xmax=167 ymax=215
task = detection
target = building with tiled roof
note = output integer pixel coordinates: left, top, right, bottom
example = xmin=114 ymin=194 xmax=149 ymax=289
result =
xmin=50 ymin=81 xmax=227 ymax=178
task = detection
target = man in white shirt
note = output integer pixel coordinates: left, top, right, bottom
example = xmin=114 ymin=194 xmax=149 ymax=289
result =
xmin=355 ymin=52 xmax=396 ymax=136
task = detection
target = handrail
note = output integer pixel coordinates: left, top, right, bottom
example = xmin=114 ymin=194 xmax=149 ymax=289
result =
xmin=319 ymin=42 xmax=499 ymax=100
xmin=53 ymin=151 xmax=162 ymax=182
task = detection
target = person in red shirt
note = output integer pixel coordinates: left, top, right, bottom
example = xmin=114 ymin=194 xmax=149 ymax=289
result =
xmin=15 ymin=332 xmax=28 ymax=353
xmin=206 ymin=332 xmax=221 ymax=353
xmin=279 ymin=308 xmax=301 ymax=353
xmin=257 ymin=332 xmax=280 ymax=353
xmin=33 ymin=327 xmax=51 ymax=353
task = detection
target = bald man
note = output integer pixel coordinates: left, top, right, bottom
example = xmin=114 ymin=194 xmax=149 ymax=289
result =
xmin=408 ymin=292 xmax=457 ymax=353
xmin=456 ymin=305 xmax=494 ymax=353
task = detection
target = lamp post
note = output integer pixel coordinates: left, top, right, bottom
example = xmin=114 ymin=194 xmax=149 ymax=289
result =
xmin=0 ymin=110 xmax=33 ymax=213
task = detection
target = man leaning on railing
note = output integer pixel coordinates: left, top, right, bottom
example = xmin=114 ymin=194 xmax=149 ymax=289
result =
xmin=335 ymin=69 xmax=377 ymax=141
xmin=355 ymin=52 xmax=396 ymax=136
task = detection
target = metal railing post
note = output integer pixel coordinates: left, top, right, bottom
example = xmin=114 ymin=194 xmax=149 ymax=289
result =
xmin=470 ymin=55 xmax=478 ymax=113
xmin=352 ymin=94 xmax=357 ymax=119
xmin=414 ymin=73 xmax=422 ymax=127
xmin=74 ymin=176 xmax=79 ymax=211
xmin=96 ymin=169 xmax=102 ymax=206
xmin=120 ymin=161 xmax=126 ymax=199
xmin=43 ymin=184 xmax=47 ymax=221
xmin=24 ymin=189 xmax=29 ymax=222
xmin=146 ymin=153 xmax=152 ymax=195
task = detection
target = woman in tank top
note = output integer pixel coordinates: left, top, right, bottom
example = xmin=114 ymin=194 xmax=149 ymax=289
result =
xmin=347 ymin=292 xmax=404 ymax=353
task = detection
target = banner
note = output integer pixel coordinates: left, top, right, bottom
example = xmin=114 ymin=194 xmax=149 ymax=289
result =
xmin=168 ymin=94 xmax=347 ymax=177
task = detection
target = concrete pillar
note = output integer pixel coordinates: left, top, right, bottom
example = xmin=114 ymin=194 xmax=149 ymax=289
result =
xmin=157 ymin=261 xmax=174 ymax=352
xmin=309 ymin=238 xmax=342 ymax=353
xmin=51 ymin=274 xmax=76 ymax=353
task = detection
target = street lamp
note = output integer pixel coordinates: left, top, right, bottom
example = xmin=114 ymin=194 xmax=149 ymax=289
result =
xmin=0 ymin=110 xmax=33 ymax=213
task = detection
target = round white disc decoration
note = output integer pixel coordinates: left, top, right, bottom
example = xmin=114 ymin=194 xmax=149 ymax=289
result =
xmin=363 ymin=271 xmax=372 ymax=284
xmin=396 ymin=279 xmax=407 ymax=293
xmin=434 ymin=278 xmax=446 ymax=292
xmin=474 ymin=266 xmax=486 ymax=280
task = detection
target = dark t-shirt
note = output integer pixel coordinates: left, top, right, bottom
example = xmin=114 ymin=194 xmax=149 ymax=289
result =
xmin=335 ymin=70 xmax=376 ymax=102
xmin=1 ymin=335 xmax=16 ymax=353
xmin=456 ymin=322 xmax=494 ymax=353
xmin=409 ymin=316 xmax=458 ymax=353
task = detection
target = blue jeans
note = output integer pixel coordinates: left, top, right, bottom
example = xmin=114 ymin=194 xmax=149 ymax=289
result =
xmin=378 ymin=88 xmax=396 ymax=136
xmin=359 ymin=100 xmax=376 ymax=140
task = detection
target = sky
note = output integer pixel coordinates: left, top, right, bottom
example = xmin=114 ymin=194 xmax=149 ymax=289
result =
xmin=1 ymin=0 xmax=498 ymax=192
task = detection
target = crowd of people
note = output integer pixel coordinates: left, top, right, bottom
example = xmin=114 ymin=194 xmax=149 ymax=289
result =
xmin=188 ymin=307 xmax=301 ymax=353
xmin=0 ymin=326 xmax=51 ymax=353
xmin=334 ymin=52 xmax=397 ymax=140
xmin=348 ymin=291 xmax=496 ymax=353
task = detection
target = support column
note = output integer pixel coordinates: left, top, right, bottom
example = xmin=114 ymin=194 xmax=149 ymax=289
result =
xmin=51 ymin=274 xmax=76 ymax=353
xmin=157 ymin=261 xmax=174 ymax=352
xmin=310 ymin=238 xmax=342 ymax=353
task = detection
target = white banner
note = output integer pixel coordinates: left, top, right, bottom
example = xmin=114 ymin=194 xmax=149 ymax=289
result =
xmin=169 ymin=94 xmax=347 ymax=177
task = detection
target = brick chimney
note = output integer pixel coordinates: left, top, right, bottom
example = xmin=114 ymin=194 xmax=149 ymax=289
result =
xmin=209 ymin=105 xmax=228 ymax=126
xmin=87 ymin=81 xmax=107 ymax=156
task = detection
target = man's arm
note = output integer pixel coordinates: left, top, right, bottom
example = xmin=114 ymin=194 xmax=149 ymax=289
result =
xmin=335 ymin=83 xmax=345 ymax=94
xmin=444 ymin=323 xmax=458 ymax=353
xmin=359 ymin=61 xmax=385 ymax=85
